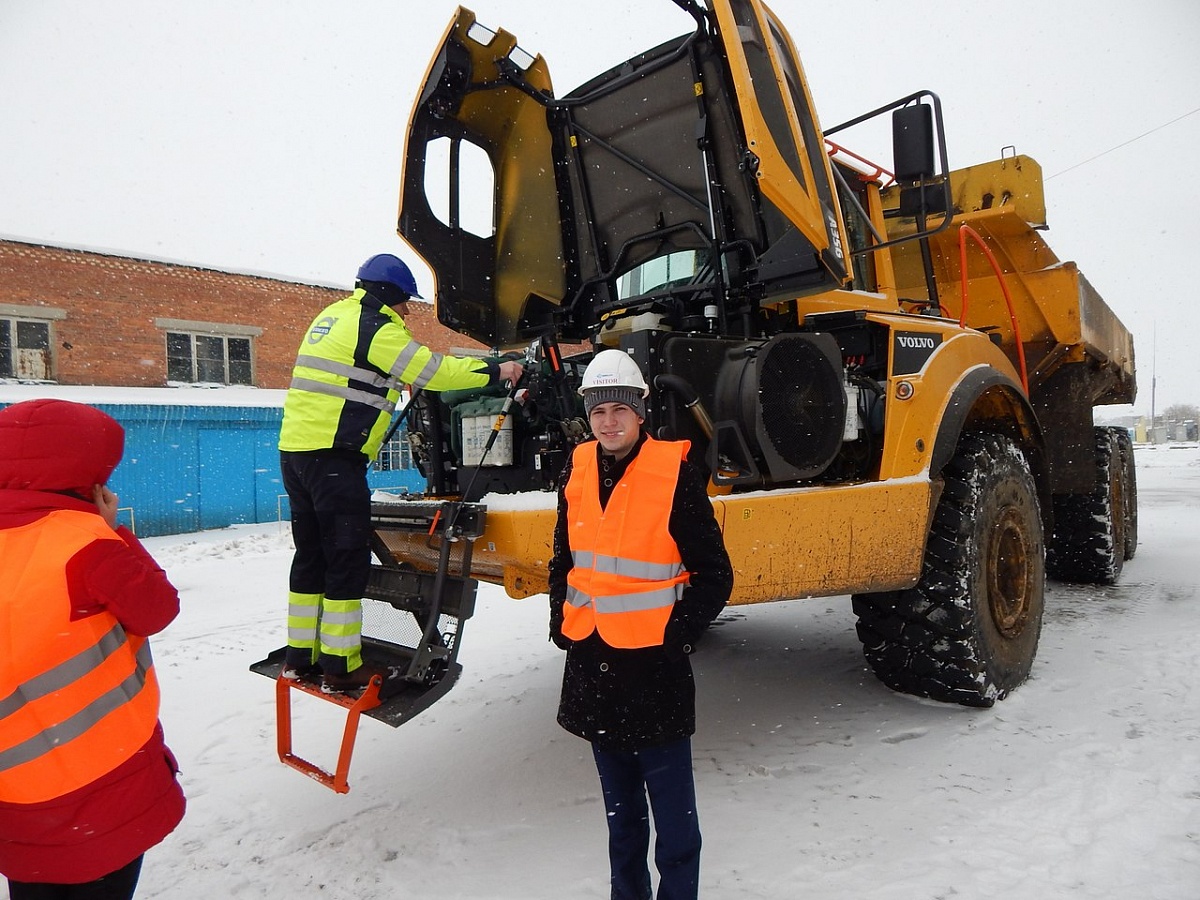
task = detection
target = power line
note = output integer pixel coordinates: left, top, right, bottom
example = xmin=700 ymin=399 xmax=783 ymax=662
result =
xmin=1047 ymin=106 xmax=1200 ymax=180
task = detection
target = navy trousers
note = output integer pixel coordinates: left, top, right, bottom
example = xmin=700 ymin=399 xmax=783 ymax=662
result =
xmin=591 ymin=738 xmax=702 ymax=900
xmin=280 ymin=450 xmax=372 ymax=674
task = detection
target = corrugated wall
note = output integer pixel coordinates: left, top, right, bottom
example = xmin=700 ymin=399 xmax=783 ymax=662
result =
xmin=0 ymin=402 xmax=425 ymax=536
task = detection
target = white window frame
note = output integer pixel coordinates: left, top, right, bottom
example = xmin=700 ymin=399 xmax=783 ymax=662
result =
xmin=156 ymin=318 xmax=262 ymax=386
xmin=0 ymin=304 xmax=65 ymax=381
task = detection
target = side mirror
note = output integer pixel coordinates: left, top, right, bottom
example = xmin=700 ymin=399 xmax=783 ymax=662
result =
xmin=893 ymin=104 xmax=935 ymax=181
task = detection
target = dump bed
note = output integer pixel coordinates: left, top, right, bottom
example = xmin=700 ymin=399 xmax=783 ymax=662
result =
xmin=882 ymin=154 xmax=1135 ymax=407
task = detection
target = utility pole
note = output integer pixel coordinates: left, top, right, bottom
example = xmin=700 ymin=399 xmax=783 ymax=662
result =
xmin=1150 ymin=323 xmax=1157 ymax=442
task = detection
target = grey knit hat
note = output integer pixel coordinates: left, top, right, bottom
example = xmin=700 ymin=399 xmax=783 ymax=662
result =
xmin=583 ymin=386 xmax=646 ymax=419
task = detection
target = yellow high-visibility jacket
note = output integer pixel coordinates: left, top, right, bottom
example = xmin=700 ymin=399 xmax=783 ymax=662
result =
xmin=279 ymin=289 xmax=494 ymax=458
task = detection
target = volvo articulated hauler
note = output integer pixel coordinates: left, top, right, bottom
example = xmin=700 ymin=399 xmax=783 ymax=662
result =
xmin=254 ymin=0 xmax=1136 ymax=789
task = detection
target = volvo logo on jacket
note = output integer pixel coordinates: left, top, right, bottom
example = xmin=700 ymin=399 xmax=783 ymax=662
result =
xmin=562 ymin=439 xmax=691 ymax=649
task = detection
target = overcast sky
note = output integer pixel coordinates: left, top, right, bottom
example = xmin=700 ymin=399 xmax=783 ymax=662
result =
xmin=2 ymin=1 xmax=1197 ymax=412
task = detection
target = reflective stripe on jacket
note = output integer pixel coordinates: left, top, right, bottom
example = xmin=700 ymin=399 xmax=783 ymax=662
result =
xmin=278 ymin=289 xmax=493 ymax=459
xmin=562 ymin=438 xmax=690 ymax=649
xmin=0 ymin=510 xmax=161 ymax=805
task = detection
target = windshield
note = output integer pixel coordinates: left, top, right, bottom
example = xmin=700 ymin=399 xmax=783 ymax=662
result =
xmin=618 ymin=251 xmax=706 ymax=301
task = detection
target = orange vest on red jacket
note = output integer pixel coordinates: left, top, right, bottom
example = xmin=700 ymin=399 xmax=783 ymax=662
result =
xmin=0 ymin=510 xmax=162 ymax=804
xmin=562 ymin=438 xmax=690 ymax=649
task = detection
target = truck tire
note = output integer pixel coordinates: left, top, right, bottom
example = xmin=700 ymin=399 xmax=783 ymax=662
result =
xmin=1113 ymin=427 xmax=1138 ymax=560
xmin=1046 ymin=427 xmax=1129 ymax=583
xmin=852 ymin=432 xmax=1045 ymax=708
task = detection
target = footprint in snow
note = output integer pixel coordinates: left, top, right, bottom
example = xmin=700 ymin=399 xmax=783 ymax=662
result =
xmin=881 ymin=728 xmax=928 ymax=744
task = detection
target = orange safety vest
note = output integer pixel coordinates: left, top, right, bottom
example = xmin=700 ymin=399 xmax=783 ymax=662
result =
xmin=0 ymin=510 xmax=161 ymax=804
xmin=562 ymin=438 xmax=691 ymax=649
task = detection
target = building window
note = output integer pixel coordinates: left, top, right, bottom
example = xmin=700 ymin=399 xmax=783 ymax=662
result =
xmin=375 ymin=428 xmax=414 ymax=472
xmin=166 ymin=332 xmax=253 ymax=385
xmin=0 ymin=316 xmax=53 ymax=380
xmin=156 ymin=318 xmax=261 ymax=386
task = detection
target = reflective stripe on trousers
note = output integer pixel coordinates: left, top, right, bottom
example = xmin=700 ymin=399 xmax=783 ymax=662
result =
xmin=287 ymin=592 xmax=364 ymax=671
xmin=320 ymin=597 xmax=364 ymax=671
xmin=287 ymin=591 xmax=321 ymax=651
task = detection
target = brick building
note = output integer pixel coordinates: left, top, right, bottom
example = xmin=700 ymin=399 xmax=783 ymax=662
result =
xmin=0 ymin=239 xmax=487 ymax=388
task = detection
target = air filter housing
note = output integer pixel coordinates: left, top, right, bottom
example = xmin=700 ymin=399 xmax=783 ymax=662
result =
xmin=715 ymin=333 xmax=846 ymax=483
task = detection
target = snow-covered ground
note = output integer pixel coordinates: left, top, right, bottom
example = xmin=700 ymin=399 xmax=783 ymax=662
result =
xmin=12 ymin=447 xmax=1198 ymax=899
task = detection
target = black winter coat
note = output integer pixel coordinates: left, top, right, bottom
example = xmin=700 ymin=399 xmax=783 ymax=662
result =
xmin=548 ymin=435 xmax=733 ymax=751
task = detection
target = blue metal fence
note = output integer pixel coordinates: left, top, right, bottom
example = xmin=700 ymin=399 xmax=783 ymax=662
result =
xmin=0 ymin=402 xmax=425 ymax=536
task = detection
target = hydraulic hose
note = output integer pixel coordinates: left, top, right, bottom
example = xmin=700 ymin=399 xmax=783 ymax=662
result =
xmin=653 ymin=373 xmax=715 ymax=439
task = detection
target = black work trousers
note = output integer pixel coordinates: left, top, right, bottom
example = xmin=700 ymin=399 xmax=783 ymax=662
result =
xmin=280 ymin=449 xmax=372 ymax=674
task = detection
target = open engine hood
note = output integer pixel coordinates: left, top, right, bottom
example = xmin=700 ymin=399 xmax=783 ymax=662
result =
xmin=398 ymin=0 xmax=848 ymax=347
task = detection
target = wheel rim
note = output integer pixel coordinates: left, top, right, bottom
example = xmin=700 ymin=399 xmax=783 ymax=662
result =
xmin=988 ymin=507 xmax=1032 ymax=638
xmin=1111 ymin=450 xmax=1125 ymax=552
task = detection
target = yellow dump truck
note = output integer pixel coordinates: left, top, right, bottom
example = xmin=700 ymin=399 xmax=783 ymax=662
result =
xmin=256 ymin=0 xmax=1136 ymax=772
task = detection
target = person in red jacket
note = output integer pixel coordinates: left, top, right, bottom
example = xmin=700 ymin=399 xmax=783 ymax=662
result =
xmin=0 ymin=399 xmax=185 ymax=900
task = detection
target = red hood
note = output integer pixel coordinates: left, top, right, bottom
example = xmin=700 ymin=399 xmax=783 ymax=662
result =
xmin=0 ymin=399 xmax=124 ymax=495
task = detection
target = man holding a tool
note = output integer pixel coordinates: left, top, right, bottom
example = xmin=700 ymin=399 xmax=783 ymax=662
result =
xmin=279 ymin=252 xmax=524 ymax=693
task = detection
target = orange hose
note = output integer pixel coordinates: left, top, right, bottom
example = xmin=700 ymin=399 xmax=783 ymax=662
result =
xmin=957 ymin=224 xmax=1030 ymax=394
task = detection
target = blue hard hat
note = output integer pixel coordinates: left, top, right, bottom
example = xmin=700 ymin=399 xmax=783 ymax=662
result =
xmin=356 ymin=253 xmax=423 ymax=299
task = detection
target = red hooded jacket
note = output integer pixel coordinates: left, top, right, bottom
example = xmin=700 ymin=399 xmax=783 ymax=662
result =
xmin=0 ymin=399 xmax=185 ymax=884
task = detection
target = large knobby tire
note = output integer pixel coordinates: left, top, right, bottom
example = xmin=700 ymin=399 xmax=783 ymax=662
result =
xmin=1112 ymin=427 xmax=1139 ymax=560
xmin=852 ymin=432 xmax=1045 ymax=708
xmin=1046 ymin=427 xmax=1131 ymax=583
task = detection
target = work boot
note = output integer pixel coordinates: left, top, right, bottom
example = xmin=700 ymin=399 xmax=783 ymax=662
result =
xmin=321 ymin=663 xmax=401 ymax=694
xmin=281 ymin=662 xmax=321 ymax=681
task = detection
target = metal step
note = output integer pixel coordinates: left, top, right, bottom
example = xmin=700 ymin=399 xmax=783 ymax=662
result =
xmin=249 ymin=639 xmax=461 ymax=729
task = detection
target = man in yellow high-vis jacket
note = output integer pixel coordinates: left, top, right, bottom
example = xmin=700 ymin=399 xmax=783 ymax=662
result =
xmin=279 ymin=253 xmax=523 ymax=693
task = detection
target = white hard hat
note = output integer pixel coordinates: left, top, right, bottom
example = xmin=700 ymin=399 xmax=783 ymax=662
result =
xmin=578 ymin=350 xmax=650 ymax=397
xmin=578 ymin=350 xmax=649 ymax=419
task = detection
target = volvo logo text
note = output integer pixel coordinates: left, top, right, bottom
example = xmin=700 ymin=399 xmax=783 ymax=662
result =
xmin=891 ymin=331 xmax=942 ymax=376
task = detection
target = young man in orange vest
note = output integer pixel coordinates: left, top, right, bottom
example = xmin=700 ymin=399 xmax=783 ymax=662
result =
xmin=0 ymin=399 xmax=185 ymax=900
xmin=548 ymin=349 xmax=733 ymax=900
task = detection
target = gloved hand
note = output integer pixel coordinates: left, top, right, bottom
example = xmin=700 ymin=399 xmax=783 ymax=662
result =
xmin=550 ymin=630 xmax=572 ymax=651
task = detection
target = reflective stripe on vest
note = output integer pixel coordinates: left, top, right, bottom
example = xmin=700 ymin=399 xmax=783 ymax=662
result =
xmin=0 ymin=510 xmax=161 ymax=804
xmin=287 ymin=375 xmax=396 ymax=413
xmin=293 ymin=354 xmax=397 ymax=391
xmin=0 ymin=635 xmax=154 ymax=770
xmin=562 ymin=438 xmax=690 ymax=649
